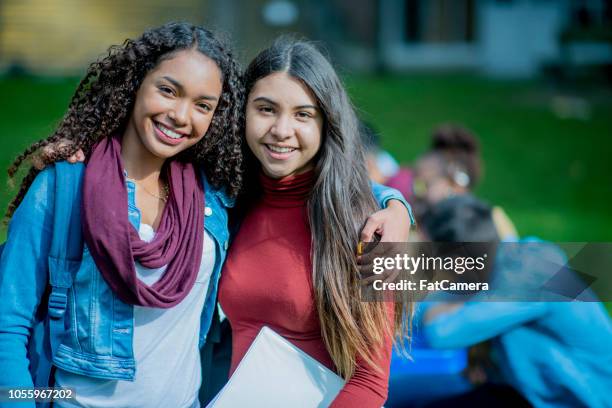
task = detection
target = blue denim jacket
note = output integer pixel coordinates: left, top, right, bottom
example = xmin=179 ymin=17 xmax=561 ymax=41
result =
xmin=0 ymin=162 xmax=410 ymax=390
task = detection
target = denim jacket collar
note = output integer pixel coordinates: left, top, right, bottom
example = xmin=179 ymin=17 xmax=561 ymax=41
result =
xmin=200 ymin=169 xmax=235 ymax=209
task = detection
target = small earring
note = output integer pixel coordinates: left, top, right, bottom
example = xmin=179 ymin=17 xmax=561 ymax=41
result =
xmin=453 ymin=171 xmax=470 ymax=188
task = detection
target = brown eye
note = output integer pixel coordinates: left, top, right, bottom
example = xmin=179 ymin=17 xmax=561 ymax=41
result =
xmin=197 ymin=102 xmax=212 ymax=113
xmin=159 ymin=85 xmax=175 ymax=95
xmin=258 ymin=106 xmax=274 ymax=114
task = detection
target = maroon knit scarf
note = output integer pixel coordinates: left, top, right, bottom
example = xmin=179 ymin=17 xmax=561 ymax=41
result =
xmin=82 ymin=135 xmax=204 ymax=308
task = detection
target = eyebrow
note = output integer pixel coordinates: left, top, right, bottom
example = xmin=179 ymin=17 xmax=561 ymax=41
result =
xmin=252 ymin=96 xmax=318 ymax=111
xmin=161 ymin=76 xmax=219 ymax=101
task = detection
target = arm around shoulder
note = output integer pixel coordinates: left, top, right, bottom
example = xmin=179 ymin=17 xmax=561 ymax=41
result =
xmin=371 ymin=182 xmax=415 ymax=225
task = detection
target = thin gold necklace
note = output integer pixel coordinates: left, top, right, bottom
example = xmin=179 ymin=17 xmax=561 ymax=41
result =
xmin=132 ymin=178 xmax=169 ymax=202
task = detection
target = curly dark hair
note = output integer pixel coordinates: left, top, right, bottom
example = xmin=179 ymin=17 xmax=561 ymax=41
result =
xmin=6 ymin=22 xmax=245 ymax=219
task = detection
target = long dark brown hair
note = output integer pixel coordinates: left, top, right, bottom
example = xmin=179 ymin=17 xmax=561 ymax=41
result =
xmin=243 ymin=38 xmax=412 ymax=379
xmin=6 ymin=22 xmax=244 ymax=219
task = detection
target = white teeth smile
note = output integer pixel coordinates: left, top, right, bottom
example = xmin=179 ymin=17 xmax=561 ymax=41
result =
xmin=157 ymin=123 xmax=184 ymax=139
xmin=267 ymin=144 xmax=296 ymax=153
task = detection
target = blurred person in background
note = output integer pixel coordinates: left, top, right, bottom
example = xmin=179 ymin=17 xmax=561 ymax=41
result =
xmin=360 ymin=122 xmax=518 ymax=241
xmin=419 ymin=194 xmax=612 ymax=408
xmin=361 ymin=121 xmax=414 ymax=202
xmin=412 ymin=125 xmax=518 ymax=241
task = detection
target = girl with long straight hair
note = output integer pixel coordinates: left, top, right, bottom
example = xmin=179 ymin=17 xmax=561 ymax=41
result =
xmin=218 ymin=38 xmax=413 ymax=407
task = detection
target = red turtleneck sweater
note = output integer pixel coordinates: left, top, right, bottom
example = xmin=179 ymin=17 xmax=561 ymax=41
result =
xmin=218 ymin=171 xmax=392 ymax=407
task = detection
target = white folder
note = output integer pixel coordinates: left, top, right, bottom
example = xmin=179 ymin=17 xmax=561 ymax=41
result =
xmin=206 ymin=326 xmax=345 ymax=407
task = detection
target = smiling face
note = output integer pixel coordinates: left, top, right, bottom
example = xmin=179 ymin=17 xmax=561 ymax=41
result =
xmin=245 ymin=72 xmax=324 ymax=179
xmin=122 ymin=48 xmax=223 ymax=163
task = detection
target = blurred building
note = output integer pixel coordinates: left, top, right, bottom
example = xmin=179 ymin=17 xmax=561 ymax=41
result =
xmin=377 ymin=0 xmax=612 ymax=77
xmin=1 ymin=0 xmax=610 ymax=77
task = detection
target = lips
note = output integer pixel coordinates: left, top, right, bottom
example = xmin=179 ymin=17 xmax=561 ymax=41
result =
xmin=153 ymin=122 xmax=187 ymax=146
xmin=264 ymin=144 xmax=298 ymax=160
xmin=266 ymin=144 xmax=296 ymax=153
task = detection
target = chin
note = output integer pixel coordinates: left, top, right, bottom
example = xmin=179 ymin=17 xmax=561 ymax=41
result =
xmin=262 ymin=165 xmax=294 ymax=179
xmin=145 ymin=139 xmax=181 ymax=159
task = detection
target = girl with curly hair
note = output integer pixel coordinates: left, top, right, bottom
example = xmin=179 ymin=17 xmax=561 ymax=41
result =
xmin=0 ymin=24 xmax=411 ymax=408
xmin=0 ymin=22 xmax=244 ymax=408
xmin=217 ymin=38 xmax=413 ymax=407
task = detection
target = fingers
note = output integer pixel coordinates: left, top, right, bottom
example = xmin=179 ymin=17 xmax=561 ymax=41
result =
xmin=40 ymin=145 xmax=54 ymax=162
xmin=360 ymin=273 xmax=380 ymax=286
xmin=34 ymin=145 xmax=57 ymax=168
xmin=374 ymin=200 xmax=412 ymax=242
xmin=359 ymin=266 xmax=399 ymax=286
xmin=357 ymin=235 xmax=384 ymax=268
xmin=32 ymin=145 xmax=54 ymax=170
xmin=379 ymin=218 xmax=409 ymax=242
xmin=363 ymin=237 xmax=381 ymax=255
xmin=65 ymin=149 xmax=85 ymax=164
xmin=32 ymin=156 xmax=45 ymax=170
xmin=31 ymin=139 xmax=83 ymax=170
xmin=357 ymin=246 xmax=377 ymax=266
xmin=383 ymin=268 xmax=400 ymax=284
xmin=361 ymin=215 xmax=385 ymax=243
xmin=358 ymin=241 xmax=410 ymax=287
xmin=43 ymin=139 xmax=78 ymax=159
xmin=358 ymin=250 xmax=380 ymax=285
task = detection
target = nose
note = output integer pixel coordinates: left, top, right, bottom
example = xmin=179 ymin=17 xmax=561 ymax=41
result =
xmin=270 ymin=114 xmax=294 ymax=141
xmin=168 ymin=100 xmax=190 ymax=127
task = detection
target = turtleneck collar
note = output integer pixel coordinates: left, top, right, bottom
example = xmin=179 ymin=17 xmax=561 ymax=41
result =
xmin=259 ymin=170 xmax=315 ymax=208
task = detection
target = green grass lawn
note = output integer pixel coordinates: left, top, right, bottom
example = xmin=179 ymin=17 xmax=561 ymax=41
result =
xmin=346 ymin=73 xmax=612 ymax=242
xmin=2 ymin=73 xmax=611 ymax=242
xmin=0 ymin=76 xmax=80 ymax=223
